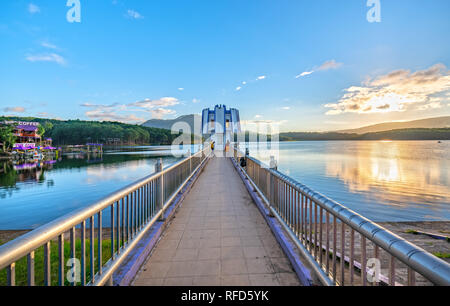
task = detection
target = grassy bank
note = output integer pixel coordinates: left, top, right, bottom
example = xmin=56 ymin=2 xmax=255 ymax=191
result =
xmin=0 ymin=238 xmax=113 ymax=286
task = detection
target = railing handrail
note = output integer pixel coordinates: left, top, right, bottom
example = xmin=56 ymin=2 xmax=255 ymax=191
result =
xmin=0 ymin=149 xmax=207 ymax=271
xmin=233 ymin=147 xmax=450 ymax=286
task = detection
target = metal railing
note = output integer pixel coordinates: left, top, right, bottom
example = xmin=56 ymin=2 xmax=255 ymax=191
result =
xmin=0 ymin=147 xmax=211 ymax=286
xmin=232 ymin=147 xmax=450 ymax=286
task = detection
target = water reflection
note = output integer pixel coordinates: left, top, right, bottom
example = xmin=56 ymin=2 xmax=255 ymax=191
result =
xmin=0 ymin=146 xmax=184 ymax=229
xmin=324 ymin=141 xmax=450 ymax=205
xmin=0 ymin=159 xmax=57 ymax=198
xmin=245 ymin=141 xmax=450 ymax=221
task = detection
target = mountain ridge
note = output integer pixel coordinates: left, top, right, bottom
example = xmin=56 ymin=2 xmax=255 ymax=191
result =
xmin=141 ymin=114 xmax=202 ymax=134
xmin=141 ymin=115 xmax=450 ymax=135
xmin=336 ymin=116 xmax=450 ymax=134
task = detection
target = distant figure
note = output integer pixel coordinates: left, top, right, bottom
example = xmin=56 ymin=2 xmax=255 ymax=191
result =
xmin=240 ymin=157 xmax=246 ymax=168
xmin=270 ymin=156 xmax=278 ymax=170
xmin=211 ymin=142 xmax=215 ymax=151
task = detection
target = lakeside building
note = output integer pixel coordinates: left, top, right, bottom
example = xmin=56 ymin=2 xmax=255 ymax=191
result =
xmin=0 ymin=122 xmax=48 ymax=155
xmin=43 ymin=138 xmax=53 ymax=147
xmin=13 ymin=124 xmax=41 ymax=145
xmin=201 ymin=105 xmax=241 ymax=150
xmin=0 ymin=121 xmax=42 ymax=147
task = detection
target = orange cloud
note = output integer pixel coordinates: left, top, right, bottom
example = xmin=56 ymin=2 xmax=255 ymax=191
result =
xmin=325 ymin=64 xmax=450 ymax=115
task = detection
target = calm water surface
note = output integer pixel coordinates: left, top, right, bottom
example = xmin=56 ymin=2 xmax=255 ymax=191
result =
xmin=1 ymin=141 xmax=449 ymax=230
xmin=245 ymin=141 xmax=450 ymax=222
xmin=0 ymin=145 xmax=200 ymax=230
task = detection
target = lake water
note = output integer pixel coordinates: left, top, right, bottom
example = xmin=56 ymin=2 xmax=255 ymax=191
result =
xmin=244 ymin=141 xmax=450 ymax=222
xmin=1 ymin=141 xmax=449 ymax=230
xmin=0 ymin=145 xmax=201 ymax=230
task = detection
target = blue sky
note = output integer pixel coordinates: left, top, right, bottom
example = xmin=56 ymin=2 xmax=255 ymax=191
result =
xmin=1 ymin=0 xmax=449 ymax=132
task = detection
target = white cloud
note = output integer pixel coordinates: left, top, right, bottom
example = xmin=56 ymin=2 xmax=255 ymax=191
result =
xmin=130 ymin=97 xmax=179 ymax=110
xmin=81 ymin=102 xmax=119 ymax=109
xmin=296 ymin=59 xmax=343 ymax=78
xmin=82 ymin=96 xmax=180 ymax=122
xmin=254 ymin=115 xmax=262 ymax=119
xmin=126 ymin=9 xmax=144 ymax=19
xmin=128 ymin=97 xmax=179 ymax=119
xmin=295 ymin=71 xmax=313 ymax=78
xmin=192 ymin=98 xmax=200 ymax=103
xmin=256 ymin=76 xmax=266 ymax=80
xmin=28 ymin=3 xmax=40 ymax=14
xmin=325 ymin=64 xmax=450 ymax=115
xmin=150 ymin=108 xmax=176 ymax=119
xmin=26 ymin=53 xmax=66 ymax=65
xmin=317 ymin=60 xmax=343 ymax=71
xmin=85 ymin=109 xmax=144 ymax=123
xmin=282 ymin=107 xmax=291 ymax=110
xmin=41 ymin=42 xmax=58 ymax=49
xmin=178 ymin=88 xmax=184 ymax=91
xmin=242 ymin=81 xmax=247 ymax=85
xmin=236 ymin=86 xmax=242 ymax=91
xmin=3 ymin=106 xmax=26 ymax=113
xmin=82 ymin=102 xmax=144 ymax=123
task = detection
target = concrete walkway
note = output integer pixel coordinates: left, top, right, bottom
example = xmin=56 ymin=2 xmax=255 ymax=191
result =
xmin=132 ymin=155 xmax=301 ymax=286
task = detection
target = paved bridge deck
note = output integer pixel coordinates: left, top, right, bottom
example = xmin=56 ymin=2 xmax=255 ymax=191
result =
xmin=132 ymin=156 xmax=301 ymax=286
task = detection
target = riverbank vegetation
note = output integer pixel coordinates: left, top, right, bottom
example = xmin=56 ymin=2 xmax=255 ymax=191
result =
xmin=2 ymin=116 xmax=449 ymax=148
xmin=234 ymin=128 xmax=450 ymax=142
xmin=0 ymin=238 xmax=112 ymax=286
xmin=0 ymin=124 xmax=16 ymax=153
xmin=0 ymin=116 xmax=181 ymax=146
xmin=278 ymin=128 xmax=450 ymax=141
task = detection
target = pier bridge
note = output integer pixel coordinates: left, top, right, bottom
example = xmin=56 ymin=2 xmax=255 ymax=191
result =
xmin=1 ymin=145 xmax=450 ymax=286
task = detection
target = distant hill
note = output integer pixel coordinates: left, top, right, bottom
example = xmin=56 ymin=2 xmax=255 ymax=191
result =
xmin=0 ymin=116 xmax=179 ymax=145
xmin=279 ymin=128 xmax=450 ymax=141
xmin=337 ymin=116 xmax=450 ymax=134
xmin=142 ymin=114 xmax=202 ymax=134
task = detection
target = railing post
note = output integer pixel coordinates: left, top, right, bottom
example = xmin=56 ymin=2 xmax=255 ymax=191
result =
xmin=268 ymin=156 xmax=277 ymax=217
xmin=155 ymin=158 xmax=165 ymax=221
xmin=188 ymin=149 xmax=192 ymax=174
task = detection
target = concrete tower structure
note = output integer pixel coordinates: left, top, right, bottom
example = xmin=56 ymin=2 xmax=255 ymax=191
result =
xmin=201 ymin=105 xmax=241 ymax=151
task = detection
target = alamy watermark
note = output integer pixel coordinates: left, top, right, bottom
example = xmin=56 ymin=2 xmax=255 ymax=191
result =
xmin=66 ymin=258 xmax=81 ymax=283
xmin=367 ymin=0 xmax=381 ymax=23
xmin=168 ymin=119 xmax=280 ymax=168
xmin=367 ymin=258 xmax=381 ymax=283
xmin=66 ymin=0 xmax=81 ymax=23
xmin=63 ymin=1 xmax=381 ymax=26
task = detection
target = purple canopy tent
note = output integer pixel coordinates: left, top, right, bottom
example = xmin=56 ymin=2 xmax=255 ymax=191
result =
xmin=16 ymin=125 xmax=39 ymax=132
xmin=12 ymin=144 xmax=35 ymax=150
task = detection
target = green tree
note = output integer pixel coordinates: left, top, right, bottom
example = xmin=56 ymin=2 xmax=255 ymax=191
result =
xmin=37 ymin=124 xmax=45 ymax=138
xmin=0 ymin=125 xmax=17 ymax=152
xmin=43 ymin=121 xmax=53 ymax=136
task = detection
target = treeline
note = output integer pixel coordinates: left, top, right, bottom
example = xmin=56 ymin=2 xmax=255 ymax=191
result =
xmin=233 ymin=128 xmax=450 ymax=142
xmin=279 ymin=128 xmax=450 ymax=141
xmin=0 ymin=116 xmax=181 ymax=145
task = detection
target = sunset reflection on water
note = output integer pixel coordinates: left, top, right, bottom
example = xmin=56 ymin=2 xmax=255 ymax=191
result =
xmin=248 ymin=141 xmax=450 ymax=221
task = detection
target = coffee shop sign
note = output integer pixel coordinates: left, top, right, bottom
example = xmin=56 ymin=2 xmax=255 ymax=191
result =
xmin=3 ymin=121 xmax=40 ymax=126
